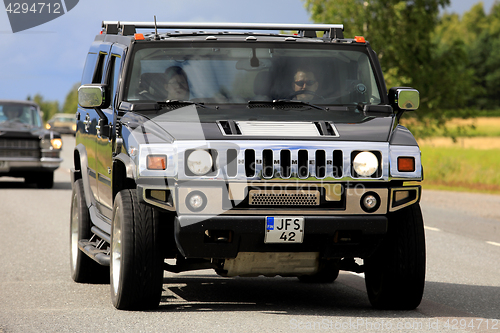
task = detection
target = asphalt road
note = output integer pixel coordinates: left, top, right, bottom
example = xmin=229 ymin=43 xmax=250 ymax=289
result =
xmin=0 ymin=135 xmax=499 ymax=333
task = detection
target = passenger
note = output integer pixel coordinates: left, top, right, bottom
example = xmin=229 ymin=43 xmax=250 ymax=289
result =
xmin=164 ymin=66 xmax=190 ymax=100
xmin=291 ymin=67 xmax=319 ymax=102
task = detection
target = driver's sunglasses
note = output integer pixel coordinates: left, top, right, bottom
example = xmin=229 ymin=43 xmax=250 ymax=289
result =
xmin=294 ymin=80 xmax=317 ymax=87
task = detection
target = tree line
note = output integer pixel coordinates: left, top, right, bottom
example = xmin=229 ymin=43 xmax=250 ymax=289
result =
xmin=304 ymin=0 xmax=499 ymax=135
xmin=27 ymin=82 xmax=79 ymax=122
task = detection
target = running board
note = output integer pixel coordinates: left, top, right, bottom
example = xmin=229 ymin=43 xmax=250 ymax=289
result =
xmin=78 ymin=240 xmax=110 ymax=266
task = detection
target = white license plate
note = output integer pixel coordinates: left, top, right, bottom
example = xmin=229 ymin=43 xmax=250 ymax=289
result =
xmin=264 ymin=216 xmax=304 ymax=243
xmin=0 ymin=161 xmax=9 ymax=171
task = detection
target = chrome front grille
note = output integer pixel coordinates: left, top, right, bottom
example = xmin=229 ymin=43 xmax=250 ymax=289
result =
xmin=0 ymin=139 xmax=40 ymax=158
xmin=150 ymin=140 xmax=389 ymax=181
xmin=234 ymin=148 xmax=344 ymax=180
xmin=0 ymin=150 xmax=40 ymax=158
xmin=0 ymin=139 xmax=39 ymax=149
xmin=249 ymin=190 xmax=320 ymax=206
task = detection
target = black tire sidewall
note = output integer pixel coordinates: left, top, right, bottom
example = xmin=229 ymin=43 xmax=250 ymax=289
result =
xmin=70 ymin=179 xmax=94 ymax=282
xmin=110 ymin=189 xmax=163 ymax=310
xmin=365 ymin=203 xmax=426 ymax=310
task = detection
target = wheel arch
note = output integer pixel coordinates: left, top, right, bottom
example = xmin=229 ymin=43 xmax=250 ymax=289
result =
xmin=112 ymin=153 xmax=137 ymax=205
xmin=73 ymin=144 xmax=93 ymax=209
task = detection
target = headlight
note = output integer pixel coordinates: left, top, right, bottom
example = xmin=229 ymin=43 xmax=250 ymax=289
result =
xmin=187 ymin=149 xmax=213 ymax=176
xmin=50 ymin=138 xmax=63 ymax=150
xmin=72 ymin=124 xmax=77 ymax=131
xmin=45 ymin=123 xmax=51 ymax=129
xmin=353 ymin=151 xmax=378 ymax=177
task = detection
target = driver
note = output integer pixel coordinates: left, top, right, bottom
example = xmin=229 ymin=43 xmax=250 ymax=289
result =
xmin=3 ymin=105 xmax=24 ymax=122
xmin=292 ymin=67 xmax=319 ymax=102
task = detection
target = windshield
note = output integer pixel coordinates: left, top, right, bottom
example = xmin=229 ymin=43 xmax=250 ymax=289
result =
xmin=54 ymin=114 xmax=75 ymax=122
xmin=0 ymin=102 xmax=42 ymax=127
xmin=125 ymin=43 xmax=382 ymax=107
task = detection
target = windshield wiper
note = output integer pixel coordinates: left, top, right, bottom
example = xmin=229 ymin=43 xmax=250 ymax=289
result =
xmin=158 ymin=100 xmax=207 ymax=109
xmin=247 ymin=99 xmax=325 ymax=111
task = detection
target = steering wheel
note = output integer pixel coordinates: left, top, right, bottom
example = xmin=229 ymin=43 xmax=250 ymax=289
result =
xmin=288 ymin=90 xmax=324 ymax=100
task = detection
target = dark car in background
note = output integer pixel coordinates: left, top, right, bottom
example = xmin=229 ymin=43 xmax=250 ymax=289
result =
xmin=0 ymin=100 xmax=63 ymax=188
xmin=46 ymin=113 xmax=77 ymax=135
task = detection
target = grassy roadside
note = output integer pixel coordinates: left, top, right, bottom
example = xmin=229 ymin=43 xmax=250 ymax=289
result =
xmin=404 ymin=117 xmax=500 ymax=194
xmin=419 ymin=146 xmax=500 ymax=194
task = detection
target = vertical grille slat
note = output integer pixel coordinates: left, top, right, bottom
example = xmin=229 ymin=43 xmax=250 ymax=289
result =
xmin=262 ymin=149 xmax=274 ymax=178
xmin=280 ymin=150 xmax=291 ymax=178
xmin=315 ymin=150 xmax=326 ymax=178
xmin=298 ymin=150 xmax=309 ymax=178
xmin=244 ymin=149 xmax=255 ymax=177
xmin=226 ymin=149 xmax=238 ymax=177
xmin=332 ymin=150 xmax=343 ymax=178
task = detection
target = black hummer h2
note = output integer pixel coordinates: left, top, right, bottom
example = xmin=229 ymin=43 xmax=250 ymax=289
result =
xmin=70 ymin=21 xmax=425 ymax=310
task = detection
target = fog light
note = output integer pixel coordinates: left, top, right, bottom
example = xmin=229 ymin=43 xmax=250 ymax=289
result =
xmin=185 ymin=191 xmax=207 ymax=212
xmin=361 ymin=192 xmax=380 ymax=212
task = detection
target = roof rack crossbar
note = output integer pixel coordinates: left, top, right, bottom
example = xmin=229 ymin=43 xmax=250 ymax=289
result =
xmin=101 ymin=21 xmax=343 ymax=33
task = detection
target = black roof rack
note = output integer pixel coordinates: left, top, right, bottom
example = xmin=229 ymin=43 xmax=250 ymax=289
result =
xmin=101 ymin=21 xmax=344 ymax=39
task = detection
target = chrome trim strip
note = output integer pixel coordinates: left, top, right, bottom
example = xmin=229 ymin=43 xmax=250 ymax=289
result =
xmin=141 ymin=186 xmax=176 ymax=212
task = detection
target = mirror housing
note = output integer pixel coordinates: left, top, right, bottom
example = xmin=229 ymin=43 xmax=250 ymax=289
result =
xmin=388 ymin=87 xmax=419 ymax=111
xmin=78 ymin=84 xmax=109 ymax=109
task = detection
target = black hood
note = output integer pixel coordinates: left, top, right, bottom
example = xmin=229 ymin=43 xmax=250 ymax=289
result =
xmin=126 ymin=104 xmax=395 ymax=143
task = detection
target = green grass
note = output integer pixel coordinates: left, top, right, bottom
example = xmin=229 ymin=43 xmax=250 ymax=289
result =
xmin=420 ymin=146 xmax=500 ymax=194
xmin=402 ymin=116 xmax=500 ymax=138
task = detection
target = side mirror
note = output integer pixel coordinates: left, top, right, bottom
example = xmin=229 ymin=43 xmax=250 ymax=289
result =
xmin=388 ymin=87 xmax=419 ymax=111
xmin=78 ymin=84 xmax=109 ymax=109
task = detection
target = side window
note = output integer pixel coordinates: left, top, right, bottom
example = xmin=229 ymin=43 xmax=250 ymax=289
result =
xmin=92 ymin=52 xmax=107 ymax=84
xmin=106 ymin=55 xmax=122 ymax=108
xmin=81 ymin=53 xmax=98 ymax=84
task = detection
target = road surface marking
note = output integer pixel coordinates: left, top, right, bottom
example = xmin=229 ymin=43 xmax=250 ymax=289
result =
xmin=486 ymin=241 xmax=500 ymax=247
xmin=424 ymin=226 xmax=440 ymax=232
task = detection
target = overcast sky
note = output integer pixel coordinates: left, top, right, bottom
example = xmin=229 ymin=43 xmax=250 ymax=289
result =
xmin=0 ymin=0 xmax=496 ymax=108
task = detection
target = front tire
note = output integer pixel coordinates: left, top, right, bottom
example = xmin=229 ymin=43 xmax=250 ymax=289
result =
xmin=110 ymin=189 xmax=164 ymax=310
xmin=364 ymin=203 xmax=426 ymax=310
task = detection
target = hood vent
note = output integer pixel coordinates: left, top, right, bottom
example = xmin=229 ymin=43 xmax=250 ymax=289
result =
xmin=218 ymin=120 xmax=242 ymax=135
xmin=314 ymin=121 xmax=340 ymax=137
xmin=217 ymin=120 xmax=339 ymax=137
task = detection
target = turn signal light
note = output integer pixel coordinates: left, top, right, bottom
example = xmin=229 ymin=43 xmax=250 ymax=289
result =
xmin=147 ymin=155 xmax=167 ymax=170
xmin=398 ymin=157 xmax=415 ymax=172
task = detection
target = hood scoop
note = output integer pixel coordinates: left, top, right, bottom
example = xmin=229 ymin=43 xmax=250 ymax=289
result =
xmin=217 ymin=120 xmax=339 ymax=137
